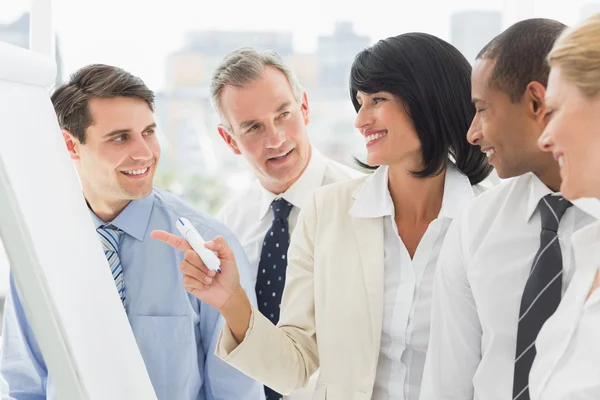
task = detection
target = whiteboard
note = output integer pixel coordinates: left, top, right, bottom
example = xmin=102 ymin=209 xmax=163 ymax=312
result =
xmin=0 ymin=40 xmax=157 ymax=399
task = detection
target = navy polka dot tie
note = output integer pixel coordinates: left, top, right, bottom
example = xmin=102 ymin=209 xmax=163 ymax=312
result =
xmin=256 ymin=197 xmax=293 ymax=400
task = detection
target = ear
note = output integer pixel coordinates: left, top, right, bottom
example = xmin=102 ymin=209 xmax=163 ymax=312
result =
xmin=217 ymin=125 xmax=242 ymax=155
xmin=300 ymin=91 xmax=310 ymax=125
xmin=62 ymin=129 xmax=81 ymax=160
xmin=526 ymin=81 xmax=548 ymax=122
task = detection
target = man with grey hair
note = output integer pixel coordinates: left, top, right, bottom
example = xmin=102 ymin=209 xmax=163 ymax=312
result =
xmin=211 ymin=48 xmax=362 ymax=400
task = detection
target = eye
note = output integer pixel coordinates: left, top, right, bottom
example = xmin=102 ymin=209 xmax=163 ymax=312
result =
xmin=373 ymin=97 xmax=385 ymax=104
xmin=112 ymin=134 xmax=126 ymax=142
xmin=245 ymin=124 xmax=260 ymax=134
xmin=476 ymin=108 xmax=486 ymax=114
xmin=143 ymin=129 xmax=155 ymax=136
xmin=280 ymin=111 xmax=291 ymax=118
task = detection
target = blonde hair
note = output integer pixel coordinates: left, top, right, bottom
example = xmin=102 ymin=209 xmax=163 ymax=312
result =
xmin=548 ymin=12 xmax=600 ymax=98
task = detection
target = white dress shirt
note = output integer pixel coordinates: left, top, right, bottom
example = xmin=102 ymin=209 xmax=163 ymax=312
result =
xmin=420 ymin=173 xmax=596 ymax=400
xmin=530 ymin=219 xmax=600 ymax=400
xmin=350 ymin=163 xmax=486 ymax=400
xmin=216 ymin=146 xmax=362 ymax=399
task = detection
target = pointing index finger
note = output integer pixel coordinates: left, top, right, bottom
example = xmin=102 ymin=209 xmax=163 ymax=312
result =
xmin=151 ymin=230 xmax=192 ymax=252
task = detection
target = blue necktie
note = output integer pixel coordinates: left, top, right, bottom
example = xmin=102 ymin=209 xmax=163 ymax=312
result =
xmin=256 ymin=198 xmax=293 ymax=400
xmin=97 ymin=224 xmax=126 ymax=307
xmin=513 ymin=194 xmax=572 ymax=400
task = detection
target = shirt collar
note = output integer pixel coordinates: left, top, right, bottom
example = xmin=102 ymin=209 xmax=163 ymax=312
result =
xmin=572 ymin=219 xmax=600 ymax=248
xmin=525 ymin=173 xmax=560 ymax=222
xmin=258 ymin=146 xmax=327 ymax=220
xmin=349 ymin=162 xmax=474 ymax=220
xmin=525 ymin=174 xmax=599 ymax=222
xmin=349 ymin=165 xmax=393 ymax=218
xmin=571 ymin=219 xmax=600 ymax=272
xmin=89 ymin=191 xmax=155 ymax=241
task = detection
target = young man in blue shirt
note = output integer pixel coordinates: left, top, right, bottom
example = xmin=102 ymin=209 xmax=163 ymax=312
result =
xmin=0 ymin=64 xmax=264 ymax=400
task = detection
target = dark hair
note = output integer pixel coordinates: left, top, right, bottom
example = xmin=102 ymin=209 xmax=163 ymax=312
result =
xmin=350 ymin=32 xmax=492 ymax=184
xmin=477 ymin=18 xmax=567 ymax=102
xmin=51 ymin=64 xmax=155 ymax=144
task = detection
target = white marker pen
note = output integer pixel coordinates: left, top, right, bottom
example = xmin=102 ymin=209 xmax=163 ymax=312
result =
xmin=176 ymin=217 xmax=222 ymax=274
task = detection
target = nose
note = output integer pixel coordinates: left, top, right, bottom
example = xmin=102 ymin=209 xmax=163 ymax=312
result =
xmin=265 ymin=123 xmax=286 ymax=149
xmin=466 ymin=115 xmax=483 ymax=145
xmin=354 ymin=105 xmax=374 ymax=131
xmin=130 ymin=135 xmax=154 ymax=161
xmin=538 ymin=130 xmax=554 ymax=153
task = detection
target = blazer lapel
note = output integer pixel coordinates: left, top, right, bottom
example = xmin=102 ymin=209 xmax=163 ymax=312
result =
xmin=350 ymin=186 xmax=385 ymax=358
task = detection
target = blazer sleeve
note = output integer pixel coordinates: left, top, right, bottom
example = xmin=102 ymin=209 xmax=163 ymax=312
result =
xmin=215 ymin=190 xmax=320 ymax=395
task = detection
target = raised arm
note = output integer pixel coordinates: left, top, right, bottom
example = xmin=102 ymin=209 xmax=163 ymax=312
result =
xmin=152 ymin=192 xmax=321 ymax=395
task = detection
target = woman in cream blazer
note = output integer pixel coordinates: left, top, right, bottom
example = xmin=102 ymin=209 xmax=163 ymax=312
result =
xmin=532 ymin=13 xmax=600 ymax=400
xmin=154 ymin=33 xmax=493 ymax=400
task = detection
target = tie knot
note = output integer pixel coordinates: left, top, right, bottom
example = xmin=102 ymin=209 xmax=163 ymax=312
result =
xmin=97 ymin=224 xmax=122 ymax=253
xmin=539 ymin=194 xmax=572 ymax=232
xmin=271 ymin=198 xmax=293 ymax=220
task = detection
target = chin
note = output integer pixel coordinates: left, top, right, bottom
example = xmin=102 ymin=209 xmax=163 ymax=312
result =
xmin=560 ymin=184 xmax=580 ymax=201
xmin=123 ymin=185 xmax=153 ymax=200
xmin=494 ymin=162 xmax=524 ymax=180
xmin=560 ymin=176 xmax=591 ymax=201
xmin=365 ymin=154 xmax=384 ymax=167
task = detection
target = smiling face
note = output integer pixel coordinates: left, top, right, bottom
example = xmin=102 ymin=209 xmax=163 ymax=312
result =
xmin=217 ymin=66 xmax=311 ymax=194
xmin=64 ymin=96 xmax=160 ymax=217
xmin=354 ymin=91 xmax=422 ymax=170
xmin=538 ymin=67 xmax=600 ymax=199
xmin=466 ymin=58 xmax=551 ymax=180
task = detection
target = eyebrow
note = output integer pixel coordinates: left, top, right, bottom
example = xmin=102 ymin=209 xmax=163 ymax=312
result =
xmin=104 ymin=123 xmax=156 ymax=139
xmin=238 ymin=101 xmax=292 ymax=130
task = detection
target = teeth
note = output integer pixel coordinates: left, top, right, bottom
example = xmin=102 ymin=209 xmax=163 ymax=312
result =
xmin=271 ymin=151 xmax=290 ymax=160
xmin=365 ymin=131 xmax=387 ymax=143
xmin=485 ymin=149 xmax=495 ymax=158
xmin=558 ymin=155 xmax=564 ymax=168
xmin=123 ymin=168 xmax=148 ymax=176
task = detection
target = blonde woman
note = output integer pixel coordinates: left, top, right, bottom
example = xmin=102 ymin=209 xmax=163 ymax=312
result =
xmin=532 ymin=12 xmax=600 ymax=400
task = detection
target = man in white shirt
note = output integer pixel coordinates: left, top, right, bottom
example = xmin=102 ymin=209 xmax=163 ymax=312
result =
xmin=420 ymin=19 xmax=596 ymax=400
xmin=209 ymin=48 xmax=362 ymax=400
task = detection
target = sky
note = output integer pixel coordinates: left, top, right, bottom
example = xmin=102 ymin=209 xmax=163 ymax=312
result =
xmin=1 ymin=0 xmax=596 ymax=91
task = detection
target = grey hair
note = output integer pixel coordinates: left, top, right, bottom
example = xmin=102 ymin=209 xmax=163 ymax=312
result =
xmin=210 ymin=48 xmax=304 ymax=130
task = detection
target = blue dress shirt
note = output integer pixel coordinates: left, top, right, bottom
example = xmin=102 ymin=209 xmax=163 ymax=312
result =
xmin=0 ymin=188 xmax=264 ymax=400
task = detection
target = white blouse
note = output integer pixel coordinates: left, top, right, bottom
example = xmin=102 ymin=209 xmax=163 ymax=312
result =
xmin=350 ymin=164 xmax=485 ymax=400
xmin=530 ymin=219 xmax=600 ymax=400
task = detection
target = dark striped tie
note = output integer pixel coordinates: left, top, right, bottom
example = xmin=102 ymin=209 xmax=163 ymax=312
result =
xmin=97 ymin=224 xmax=126 ymax=307
xmin=513 ymin=194 xmax=572 ymax=400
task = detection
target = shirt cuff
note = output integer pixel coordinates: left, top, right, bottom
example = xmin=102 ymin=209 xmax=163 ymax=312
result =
xmin=216 ymin=305 xmax=256 ymax=360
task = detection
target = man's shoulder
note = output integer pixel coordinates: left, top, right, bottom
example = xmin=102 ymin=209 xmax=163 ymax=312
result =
xmin=215 ymin=181 xmax=261 ymax=223
xmin=151 ymin=187 xmax=235 ymax=239
xmin=468 ymin=174 xmax=530 ymax=209
xmin=456 ymin=174 xmax=532 ymax=235
xmin=323 ymin=157 xmax=364 ymax=184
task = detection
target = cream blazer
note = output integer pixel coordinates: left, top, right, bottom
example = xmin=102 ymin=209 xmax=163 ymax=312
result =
xmin=216 ymin=175 xmax=386 ymax=400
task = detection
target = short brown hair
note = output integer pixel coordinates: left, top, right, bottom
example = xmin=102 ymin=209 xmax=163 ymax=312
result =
xmin=548 ymin=12 xmax=600 ymax=98
xmin=477 ymin=18 xmax=566 ymax=102
xmin=51 ymin=64 xmax=155 ymax=143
